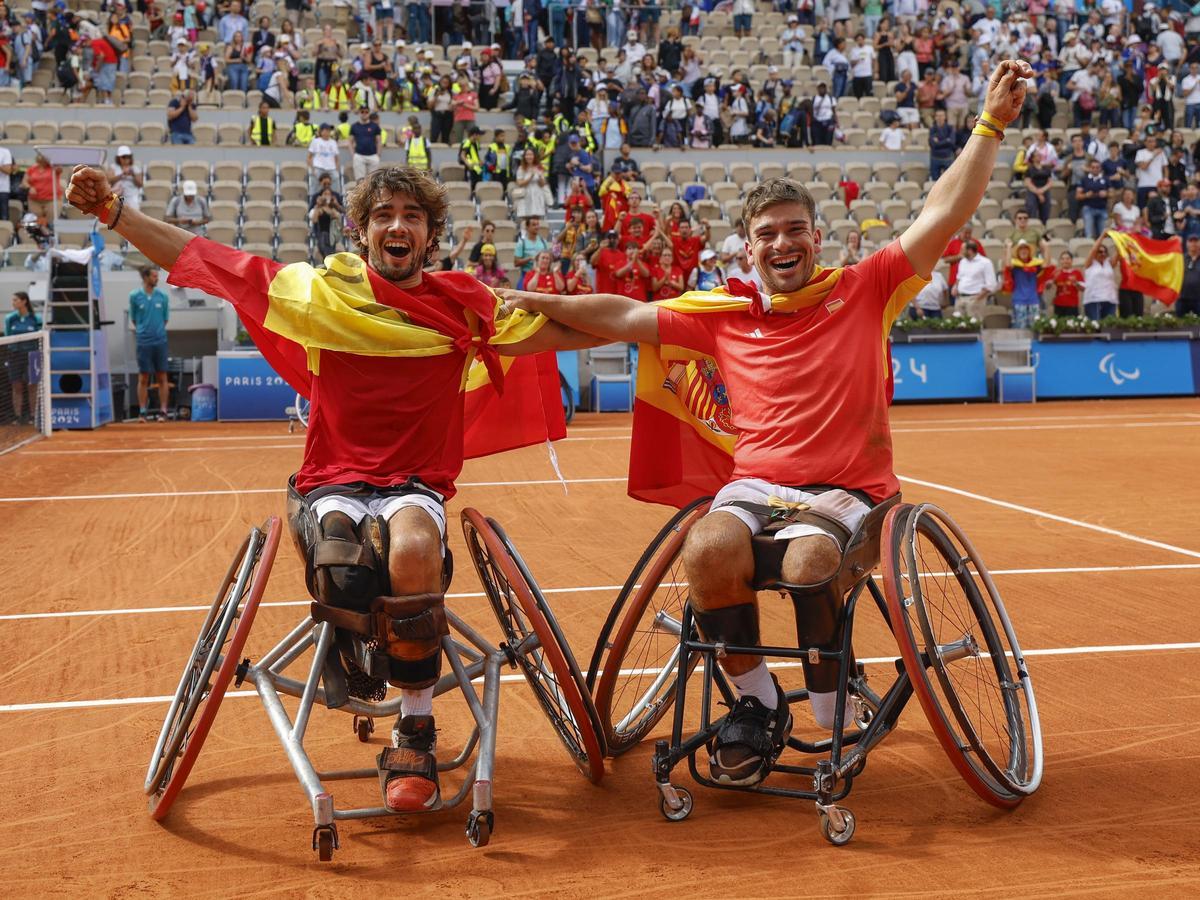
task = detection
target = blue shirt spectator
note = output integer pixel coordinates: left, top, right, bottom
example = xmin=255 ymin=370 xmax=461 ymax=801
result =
xmin=4 ymin=308 xmax=41 ymax=338
xmin=129 ymin=281 xmax=170 ymax=345
xmin=218 ymin=3 xmax=250 ymax=46
xmin=349 ymin=119 xmax=381 ymax=156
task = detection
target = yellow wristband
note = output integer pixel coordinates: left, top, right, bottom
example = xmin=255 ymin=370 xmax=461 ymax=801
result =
xmin=972 ymin=123 xmax=1004 ymax=141
xmin=978 ymin=110 xmax=1006 ymax=131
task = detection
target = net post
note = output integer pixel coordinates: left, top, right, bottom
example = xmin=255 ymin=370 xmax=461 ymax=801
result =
xmin=41 ymin=330 xmax=51 ymax=436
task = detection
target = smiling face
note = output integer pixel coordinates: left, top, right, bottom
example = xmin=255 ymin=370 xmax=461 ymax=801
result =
xmin=362 ymin=190 xmax=432 ymax=285
xmin=745 ymin=199 xmax=821 ymax=295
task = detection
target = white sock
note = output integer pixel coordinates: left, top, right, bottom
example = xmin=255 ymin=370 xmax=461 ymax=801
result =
xmin=400 ymin=686 xmax=434 ymax=719
xmin=729 ymin=661 xmax=778 ymax=709
xmin=808 ymin=690 xmax=856 ymax=730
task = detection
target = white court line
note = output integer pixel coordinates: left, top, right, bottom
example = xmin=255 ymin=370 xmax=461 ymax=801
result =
xmin=23 ymin=418 xmax=1200 ymax=455
xmin=4 ymin=562 xmax=1199 ymax=623
xmin=900 ymin=475 xmax=1200 ymax=561
xmin=3 ymin=639 xmax=1198 ymax=713
xmin=0 ymin=476 xmax=626 ymax=504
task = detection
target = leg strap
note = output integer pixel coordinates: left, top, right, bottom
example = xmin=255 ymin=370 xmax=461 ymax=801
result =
xmin=691 ymin=602 xmax=760 ymax=649
xmin=310 ymin=593 xmax=448 ymax=689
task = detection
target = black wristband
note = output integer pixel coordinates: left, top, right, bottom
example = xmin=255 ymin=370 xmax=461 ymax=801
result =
xmin=108 ymin=195 xmax=124 ymax=230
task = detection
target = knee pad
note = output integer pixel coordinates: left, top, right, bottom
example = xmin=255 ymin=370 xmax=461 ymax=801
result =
xmin=373 ymin=593 xmax=449 ymax=689
xmin=308 ymin=512 xmax=391 ymax=612
xmin=691 ymin=602 xmax=760 ymax=649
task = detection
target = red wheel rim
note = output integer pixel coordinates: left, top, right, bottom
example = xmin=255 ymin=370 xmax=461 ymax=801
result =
xmin=881 ymin=504 xmax=1021 ymax=810
xmin=463 ymin=508 xmax=605 ymax=784
xmin=148 ymin=517 xmax=281 ymax=820
xmin=593 ymin=501 xmax=707 ymax=755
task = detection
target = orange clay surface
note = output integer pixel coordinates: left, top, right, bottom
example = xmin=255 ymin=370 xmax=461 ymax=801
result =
xmin=1 ymin=398 xmax=1199 ymax=897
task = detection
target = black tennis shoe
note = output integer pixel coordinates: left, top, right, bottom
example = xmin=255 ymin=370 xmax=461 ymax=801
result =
xmin=709 ymin=676 xmax=792 ymax=786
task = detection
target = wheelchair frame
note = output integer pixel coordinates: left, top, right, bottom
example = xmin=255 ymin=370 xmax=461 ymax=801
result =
xmin=243 ymin=607 xmax=506 ymax=858
xmin=637 ymin=498 xmax=1042 ymax=844
xmin=145 ymin=510 xmax=606 ymax=861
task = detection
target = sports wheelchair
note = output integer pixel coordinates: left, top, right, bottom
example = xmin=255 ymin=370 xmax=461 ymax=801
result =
xmin=143 ymin=509 xmax=606 ymax=861
xmin=586 ymin=495 xmax=1043 ymax=845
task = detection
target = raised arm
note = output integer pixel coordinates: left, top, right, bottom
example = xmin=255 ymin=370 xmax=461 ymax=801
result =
xmin=66 ymin=165 xmax=193 ymax=269
xmin=499 ymin=288 xmax=660 ymax=345
xmin=900 ymin=59 xmax=1032 ymax=279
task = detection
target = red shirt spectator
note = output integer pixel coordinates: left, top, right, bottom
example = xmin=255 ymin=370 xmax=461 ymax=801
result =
xmin=92 ymin=36 xmax=119 ymax=67
xmin=592 ymin=239 xmax=626 ymax=294
xmin=671 ymin=224 xmax=705 ymax=282
xmin=613 ymin=242 xmax=650 ymax=301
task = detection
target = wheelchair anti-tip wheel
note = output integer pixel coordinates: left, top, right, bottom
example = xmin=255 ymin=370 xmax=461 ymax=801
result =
xmin=144 ymin=517 xmax=282 ymax=820
xmin=881 ymin=503 xmax=1043 ymax=808
xmin=587 ymin=497 xmax=710 ymax=755
xmin=461 ymin=508 xmax=606 ymax=783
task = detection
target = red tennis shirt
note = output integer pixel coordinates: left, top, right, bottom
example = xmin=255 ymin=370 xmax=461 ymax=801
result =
xmin=655 ymin=240 xmax=927 ymax=502
xmin=169 ymin=239 xmax=502 ymax=498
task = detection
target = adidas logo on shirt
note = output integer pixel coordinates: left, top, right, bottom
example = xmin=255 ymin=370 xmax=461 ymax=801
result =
xmin=743 ymin=328 xmax=765 ymax=338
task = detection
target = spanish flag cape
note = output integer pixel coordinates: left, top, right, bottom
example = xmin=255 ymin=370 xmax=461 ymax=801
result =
xmin=174 ymin=240 xmax=564 ymax=460
xmin=629 ymin=268 xmax=913 ymax=508
xmin=1106 ymin=230 xmax=1184 ymax=304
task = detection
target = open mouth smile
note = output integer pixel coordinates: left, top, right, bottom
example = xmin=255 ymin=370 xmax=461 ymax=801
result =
xmin=382 ymin=239 xmax=412 ymax=263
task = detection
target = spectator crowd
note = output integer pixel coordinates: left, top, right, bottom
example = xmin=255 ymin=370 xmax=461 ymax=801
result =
xmin=1 ymin=0 xmax=1200 ymax=318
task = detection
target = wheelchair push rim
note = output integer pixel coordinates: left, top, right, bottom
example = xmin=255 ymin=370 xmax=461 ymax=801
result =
xmin=144 ymin=517 xmax=281 ymax=820
xmin=461 ymin=509 xmax=606 ymax=783
xmin=881 ymin=503 xmax=1043 ymax=807
xmin=588 ymin=497 xmax=710 ymax=756
xmin=295 ymin=392 xmax=310 ymax=429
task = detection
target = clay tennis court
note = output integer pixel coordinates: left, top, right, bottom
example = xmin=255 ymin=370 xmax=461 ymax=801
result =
xmin=2 ymin=397 xmax=1199 ymax=897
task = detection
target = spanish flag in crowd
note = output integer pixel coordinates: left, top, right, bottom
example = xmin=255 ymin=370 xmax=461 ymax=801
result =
xmin=1106 ymin=230 xmax=1184 ymax=305
xmin=170 ymin=240 xmax=564 ymax=461
xmin=629 ymin=271 xmax=848 ymax=508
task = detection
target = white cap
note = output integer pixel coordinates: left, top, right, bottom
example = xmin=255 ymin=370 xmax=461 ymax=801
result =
xmin=463 ymin=40 xmax=472 ymax=48
xmin=700 ymin=249 xmax=716 ymax=262
xmin=279 ymin=33 xmax=291 ymax=42
xmin=116 ymin=145 xmax=132 ymax=156
xmin=395 ymin=38 xmax=406 ymax=45
xmin=182 ymin=180 xmax=198 ymax=196
xmin=627 ymin=29 xmax=637 ymax=40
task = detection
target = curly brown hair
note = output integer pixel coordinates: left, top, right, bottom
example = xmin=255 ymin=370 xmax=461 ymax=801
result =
xmin=344 ymin=166 xmax=449 ymax=264
xmin=740 ymin=178 xmax=817 ymax=235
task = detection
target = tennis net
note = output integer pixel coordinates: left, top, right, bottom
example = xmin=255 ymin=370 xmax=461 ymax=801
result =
xmin=0 ymin=329 xmax=50 ymax=455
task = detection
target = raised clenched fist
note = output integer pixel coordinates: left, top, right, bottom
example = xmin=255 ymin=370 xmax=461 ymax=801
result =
xmin=983 ymin=60 xmax=1035 ymax=128
xmin=66 ymin=165 xmax=114 ymax=217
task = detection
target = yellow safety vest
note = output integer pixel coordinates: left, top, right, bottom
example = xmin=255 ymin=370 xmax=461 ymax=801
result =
xmin=380 ymin=127 xmax=390 ymax=149
xmin=326 ymin=84 xmax=350 ymax=110
xmin=336 ymin=122 xmax=351 ymax=141
xmin=250 ymin=116 xmax=276 ymax=146
xmin=291 ymin=120 xmax=315 ymax=146
xmin=460 ymin=139 xmax=482 ymax=175
xmin=578 ymin=122 xmax=597 ymax=154
xmin=487 ymin=142 xmax=509 ymax=174
xmin=298 ymin=90 xmax=322 ymax=111
xmin=541 ymin=135 xmax=556 ymax=174
xmin=406 ymin=136 xmax=430 ymax=169
xmin=552 ymin=113 xmax=570 ymax=135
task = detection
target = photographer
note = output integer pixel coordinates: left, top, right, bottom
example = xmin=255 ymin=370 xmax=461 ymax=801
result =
xmin=108 ymin=146 xmax=143 ymax=212
xmin=308 ymin=186 xmax=344 ymax=260
xmin=166 ymin=89 xmax=198 ymax=145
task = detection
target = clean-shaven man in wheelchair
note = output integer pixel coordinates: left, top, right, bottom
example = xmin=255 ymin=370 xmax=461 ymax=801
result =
xmin=502 ymin=59 xmax=1035 ymax=789
xmin=65 ymin=164 xmax=598 ymax=814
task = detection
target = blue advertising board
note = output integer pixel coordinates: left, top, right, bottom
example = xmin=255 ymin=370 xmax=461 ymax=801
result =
xmin=1032 ymin=339 xmax=1196 ymax=398
xmin=890 ymin=340 xmax=988 ymax=401
xmin=216 ymin=352 xmax=295 ymax=420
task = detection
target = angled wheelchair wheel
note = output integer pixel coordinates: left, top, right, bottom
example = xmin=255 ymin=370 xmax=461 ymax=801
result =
xmin=588 ymin=497 xmax=710 ymax=755
xmin=144 ymin=517 xmax=282 ymax=820
xmin=881 ymin=503 xmax=1043 ymax=808
xmin=461 ymin=508 xmax=606 ymax=783
xmin=295 ymin=392 xmax=310 ymax=429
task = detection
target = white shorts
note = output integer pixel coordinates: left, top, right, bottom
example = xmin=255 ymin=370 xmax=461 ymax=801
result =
xmin=897 ymin=107 xmax=919 ymax=125
xmin=311 ymin=487 xmax=446 ymax=553
xmin=710 ymin=478 xmax=871 ymax=550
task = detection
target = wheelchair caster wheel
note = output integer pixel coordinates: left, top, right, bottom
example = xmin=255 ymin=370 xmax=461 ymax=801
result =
xmin=312 ymin=824 xmax=339 ymax=861
xmin=658 ymin=786 xmax=693 ymax=822
xmin=817 ymin=807 xmax=856 ymax=846
xmin=466 ymin=810 xmax=494 ymax=848
xmin=354 ymin=716 xmax=374 ymax=743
